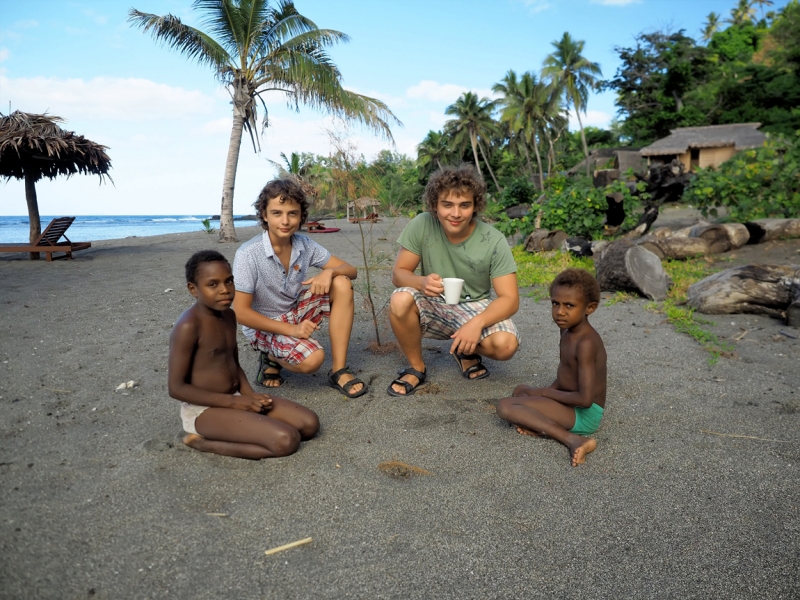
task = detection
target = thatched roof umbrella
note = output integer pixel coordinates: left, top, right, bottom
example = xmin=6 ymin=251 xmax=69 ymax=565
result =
xmin=0 ymin=111 xmax=112 ymax=258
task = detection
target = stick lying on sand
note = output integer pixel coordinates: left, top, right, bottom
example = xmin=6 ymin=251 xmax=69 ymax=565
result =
xmin=265 ymin=537 xmax=313 ymax=555
xmin=701 ymin=429 xmax=790 ymax=443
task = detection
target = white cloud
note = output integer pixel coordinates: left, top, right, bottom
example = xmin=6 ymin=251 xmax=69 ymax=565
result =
xmin=0 ymin=76 xmax=217 ymax=120
xmin=82 ymin=10 xmax=109 ymax=26
xmin=406 ymin=80 xmax=495 ymax=104
xmin=0 ymin=48 xmax=9 ymax=62
xmin=590 ymin=0 xmax=641 ymax=5
xmin=523 ymin=0 xmax=552 ymax=13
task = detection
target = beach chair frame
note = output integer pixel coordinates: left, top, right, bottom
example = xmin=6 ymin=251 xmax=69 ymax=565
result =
xmin=0 ymin=217 xmax=92 ymax=261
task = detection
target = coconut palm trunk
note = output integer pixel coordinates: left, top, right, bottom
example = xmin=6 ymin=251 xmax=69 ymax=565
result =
xmin=219 ymin=112 xmax=245 ymax=242
xmin=469 ymin=131 xmax=481 ymax=173
xmin=477 ymin=138 xmax=501 ymax=191
xmin=521 ymin=143 xmax=535 ymax=179
xmin=574 ymin=104 xmax=591 ymax=177
xmin=531 ymin=134 xmax=545 ymax=189
xmin=24 ymin=172 xmax=41 ymax=259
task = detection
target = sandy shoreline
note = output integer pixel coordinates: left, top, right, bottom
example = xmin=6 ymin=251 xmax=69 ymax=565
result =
xmin=1 ymin=218 xmax=798 ymax=599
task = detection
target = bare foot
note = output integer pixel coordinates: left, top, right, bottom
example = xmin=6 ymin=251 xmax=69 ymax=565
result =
xmin=183 ymin=433 xmax=207 ymax=451
xmin=568 ymin=437 xmax=597 ymax=466
xmin=515 ymin=425 xmax=545 ymax=437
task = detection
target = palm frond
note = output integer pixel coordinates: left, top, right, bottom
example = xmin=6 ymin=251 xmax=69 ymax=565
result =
xmin=128 ymin=9 xmax=231 ymax=71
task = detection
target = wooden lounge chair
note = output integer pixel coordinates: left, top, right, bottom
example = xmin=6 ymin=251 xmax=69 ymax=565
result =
xmin=0 ymin=217 xmax=91 ymax=261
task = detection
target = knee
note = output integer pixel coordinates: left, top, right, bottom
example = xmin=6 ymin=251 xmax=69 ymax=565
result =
xmin=389 ymin=291 xmax=415 ymax=318
xmin=299 ymin=412 xmax=320 ymax=440
xmin=296 ymin=349 xmax=324 ymax=373
xmin=492 ymin=335 xmax=519 ymax=362
xmin=270 ymin=427 xmax=301 ymax=457
xmin=330 ymin=275 xmax=353 ymax=299
xmin=496 ymin=397 xmax=514 ymax=421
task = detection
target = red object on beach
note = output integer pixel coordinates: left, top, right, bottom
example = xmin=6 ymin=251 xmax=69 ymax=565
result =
xmin=307 ymin=227 xmax=340 ymax=233
xmin=304 ymin=221 xmax=340 ymax=234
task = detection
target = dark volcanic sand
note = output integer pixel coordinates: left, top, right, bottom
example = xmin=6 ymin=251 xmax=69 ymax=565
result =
xmin=0 ymin=218 xmax=798 ymax=599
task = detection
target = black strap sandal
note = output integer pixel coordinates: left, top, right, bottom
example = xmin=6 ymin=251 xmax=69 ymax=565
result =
xmin=328 ymin=366 xmax=369 ymax=398
xmin=452 ymin=353 xmax=490 ymax=380
xmin=256 ymin=353 xmax=285 ymax=387
xmin=386 ymin=367 xmax=427 ymax=397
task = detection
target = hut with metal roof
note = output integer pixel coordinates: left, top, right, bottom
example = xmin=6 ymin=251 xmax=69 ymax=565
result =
xmin=639 ymin=123 xmax=766 ymax=171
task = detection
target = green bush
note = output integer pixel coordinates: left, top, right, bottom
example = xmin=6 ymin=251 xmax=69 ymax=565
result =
xmin=684 ymin=133 xmax=800 ymax=221
xmin=497 ymin=177 xmax=536 ymax=209
xmin=491 ymin=176 xmax=644 ymax=241
xmin=540 ymin=177 xmax=643 ymax=239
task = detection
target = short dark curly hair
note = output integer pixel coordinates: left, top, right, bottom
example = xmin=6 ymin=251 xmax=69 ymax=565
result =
xmin=423 ymin=164 xmax=487 ymax=217
xmin=185 ymin=250 xmax=230 ymax=284
xmin=254 ymin=178 xmax=309 ymax=230
xmin=549 ymin=268 xmax=601 ymax=306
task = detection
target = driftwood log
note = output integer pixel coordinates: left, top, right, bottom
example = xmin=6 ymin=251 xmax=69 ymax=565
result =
xmin=719 ymin=223 xmax=750 ymax=249
xmin=689 ymin=224 xmax=733 ymax=254
xmin=634 ymin=235 xmax=710 ymax=260
xmin=595 ymin=240 xmax=671 ymax=300
xmin=630 ymin=221 xmax=750 ymax=259
xmin=687 ymin=264 xmax=800 ymax=326
xmin=744 ymin=219 xmax=800 ymax=244
xmin=524 ymin=229 xmax=568 ymax=253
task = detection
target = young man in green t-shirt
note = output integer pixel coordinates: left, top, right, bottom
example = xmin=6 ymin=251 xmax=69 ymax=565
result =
xmin=387 ymin=164 xmax=520 ymax=396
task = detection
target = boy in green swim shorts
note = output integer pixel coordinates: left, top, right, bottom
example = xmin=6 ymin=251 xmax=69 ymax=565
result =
xmin=497 ymin=269 xmax=607 ymax=467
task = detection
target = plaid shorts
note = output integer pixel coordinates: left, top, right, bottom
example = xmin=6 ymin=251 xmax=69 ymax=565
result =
xmin=392 ymin=287 xmax=520 ymax=343
xmin=248 ymin=289 xmax=330 ymax=365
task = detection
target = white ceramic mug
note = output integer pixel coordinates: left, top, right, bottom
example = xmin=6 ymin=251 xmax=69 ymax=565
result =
xmin=441 ymin=278 xmax=465 ymax=304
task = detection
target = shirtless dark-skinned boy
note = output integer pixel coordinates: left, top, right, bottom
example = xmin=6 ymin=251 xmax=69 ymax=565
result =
xmin=496 ymin=269 xmax=607 ymax=466
xmin=168 ymin=250 xmax=319 ymax=459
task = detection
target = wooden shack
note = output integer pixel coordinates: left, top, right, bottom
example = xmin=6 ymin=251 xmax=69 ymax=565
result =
xmin=640 ymin=123 xmax=766 ymax=172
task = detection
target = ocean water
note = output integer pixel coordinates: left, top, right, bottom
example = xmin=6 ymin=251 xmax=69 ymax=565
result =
xmin=0 ymin=215 xmax=256 ymax=243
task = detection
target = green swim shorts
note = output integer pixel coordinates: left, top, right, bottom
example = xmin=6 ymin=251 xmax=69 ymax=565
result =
xmin=570 ymin=403 xmax=604 ymax=436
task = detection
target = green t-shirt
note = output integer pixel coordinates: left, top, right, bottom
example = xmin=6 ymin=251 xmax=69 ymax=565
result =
xmin=396 ymin=213 xmax=517 ymax=302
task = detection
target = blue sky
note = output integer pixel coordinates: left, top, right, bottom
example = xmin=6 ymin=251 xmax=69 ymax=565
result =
xmin=0 ymin=0 xmax=789 ymax=216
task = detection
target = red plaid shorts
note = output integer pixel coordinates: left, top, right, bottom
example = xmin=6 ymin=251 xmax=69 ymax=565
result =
xmin=248 ymin=289 xmax=331 ymax=365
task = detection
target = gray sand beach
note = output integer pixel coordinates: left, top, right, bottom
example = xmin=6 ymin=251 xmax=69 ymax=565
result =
xmin=1 ymin=215 xmax=799 ymax=599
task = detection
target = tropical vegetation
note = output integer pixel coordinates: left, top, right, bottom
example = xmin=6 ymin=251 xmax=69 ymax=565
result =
xmin=258 ymin=0 xmax=798 ymax=244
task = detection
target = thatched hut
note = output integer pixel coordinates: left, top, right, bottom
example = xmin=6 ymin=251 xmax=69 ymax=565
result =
xmin=567 ymin=147 xmax=646 ymax=177
xmin=640 ymin=123 xmax=766 ymax=172
xmin=0 ymin=111 xmax=112 ymax=251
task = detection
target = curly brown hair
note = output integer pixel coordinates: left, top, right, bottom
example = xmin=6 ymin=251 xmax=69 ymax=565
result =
xmin=549 ymin=268 xmax=601 ymax=306
xmin=253 ymin=178 xmax=309 ymax=230
xmin=423 ymin=164 xmax=487 ymax=217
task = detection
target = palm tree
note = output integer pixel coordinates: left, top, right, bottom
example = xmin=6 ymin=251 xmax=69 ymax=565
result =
xmin=542 ymin=32 xmax=602 ymax=177
xmin=493 ymin=70 xmax=559 ymax=189
xmin=416 ymin=130 xmax=450 ymax=178
xmin=0 ymin=111 xmax=112 ymax=259
xmin=130 ymin=0 xmax=400 ymax=242
xmin=702 ymin=12 xmax=722 ymax=42
xmin=727 ymin=0 xmax=757 ymax=25
xmin=751 ymin=0 xmax=773 ymax=20
xmin=267 ymin=151 xmax=319 ymax=200
xmin=444 ymin=92 xmax=501 ymax=190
